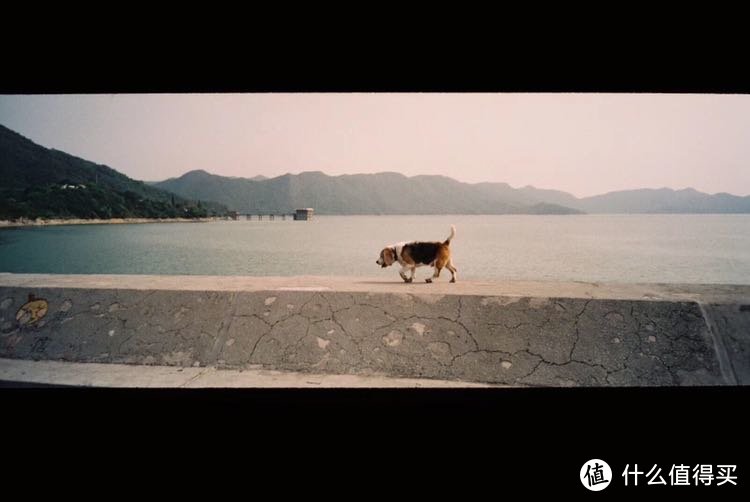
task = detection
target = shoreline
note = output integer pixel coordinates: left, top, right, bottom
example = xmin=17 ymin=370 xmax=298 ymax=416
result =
xmin=0 ymin=217 xmax=222 ymax=228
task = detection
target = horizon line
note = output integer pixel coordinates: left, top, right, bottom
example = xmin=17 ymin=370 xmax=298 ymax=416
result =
xmin=148 ymin=168 xmax=750 ymax=199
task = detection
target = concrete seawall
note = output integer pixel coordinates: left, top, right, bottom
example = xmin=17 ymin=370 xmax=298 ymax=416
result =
xmin=1 ymin=274 xmax=749 ymax=386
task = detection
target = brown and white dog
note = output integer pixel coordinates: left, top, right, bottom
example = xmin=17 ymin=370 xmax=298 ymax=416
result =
xmin=376 ymin=225 xmax=458 ymax=283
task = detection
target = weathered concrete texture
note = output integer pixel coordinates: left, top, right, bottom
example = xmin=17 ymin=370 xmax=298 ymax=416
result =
xmin=2 ymin=276 xmax=748 ymax=386
xmin=701 ymin=303 xmax=750 ymax=384
xmin=0 ymin=358 xmax=495 ymax=388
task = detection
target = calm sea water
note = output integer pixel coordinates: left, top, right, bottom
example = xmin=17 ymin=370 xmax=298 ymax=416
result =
xmin=1 ymin=215 xmax=749 ymax=284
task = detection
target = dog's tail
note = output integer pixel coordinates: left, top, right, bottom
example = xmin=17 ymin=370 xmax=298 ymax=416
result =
xmin=444 ymin=225 xmax=456 ymax=245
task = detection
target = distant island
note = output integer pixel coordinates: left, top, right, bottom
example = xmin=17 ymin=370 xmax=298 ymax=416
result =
xmin=3 ymin=123 xmax=750 ymax=221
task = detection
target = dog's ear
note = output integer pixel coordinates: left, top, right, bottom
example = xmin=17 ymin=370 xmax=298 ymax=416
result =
xmin=384 ymin=248 xmax=395 ymax=266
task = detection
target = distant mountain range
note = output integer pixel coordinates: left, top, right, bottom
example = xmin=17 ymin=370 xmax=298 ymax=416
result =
xmin=153 ymin=169 xmax=750 ymax=215
xmin=0 ymin=125 xmax=226 ymax=220
xmin=572 ymin=187 xmax=750 ymax=213
xmin=3 ymin=122 xmax=749 ymax=219
xmin=152 ymin=170 xmax=583 ymax=215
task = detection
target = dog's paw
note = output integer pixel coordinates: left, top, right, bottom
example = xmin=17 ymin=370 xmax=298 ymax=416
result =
xmin=425 ymin=278 xmax=432 ymax=283
xmin=450 ymin=278 xmax=456 ymax=283
xmin=405 ymin=277 xmax=413 ymax=283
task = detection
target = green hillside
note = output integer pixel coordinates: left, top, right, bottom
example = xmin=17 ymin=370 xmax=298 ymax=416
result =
xmin=0 ymin=124 xmax=227 ymax=220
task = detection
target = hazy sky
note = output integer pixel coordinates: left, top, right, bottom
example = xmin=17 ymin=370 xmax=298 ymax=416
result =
xmin=1 ymin=93 xmax=748 ymax=198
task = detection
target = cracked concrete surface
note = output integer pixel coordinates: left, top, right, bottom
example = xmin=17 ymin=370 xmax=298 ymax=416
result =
xmin=1 ymin=274 xmax=749 ymax=386
xmin=700 ymin=302 xmax=750 ymax=384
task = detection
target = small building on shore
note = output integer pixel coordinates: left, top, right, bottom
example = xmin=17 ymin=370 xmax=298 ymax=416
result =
xmin=294 ymin=208 xmax=314 ymax=221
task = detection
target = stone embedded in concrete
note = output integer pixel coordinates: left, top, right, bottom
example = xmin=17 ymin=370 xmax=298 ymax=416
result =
xmin=0 ymin=287 xmax=228 ymax=367
xmin=219 ymin=315 xmax=269 ymax=367
xmin=0 ymin=279 xmax=746 ymax=386
xmin=249 ymin=314 xmax=309 ymax=366
xmin=290 ymin=319 xmax=363 ymax=372
xmin=452 ymin=350 xmax=541 ymax=385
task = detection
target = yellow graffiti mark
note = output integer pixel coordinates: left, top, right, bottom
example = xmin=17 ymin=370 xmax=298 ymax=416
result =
xmin=16 ymin=294 xmax=48 ymax=326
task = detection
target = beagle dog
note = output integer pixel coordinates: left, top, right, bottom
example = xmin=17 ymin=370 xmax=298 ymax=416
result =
xmin=376 ymin=225 xmax=457 ymax=283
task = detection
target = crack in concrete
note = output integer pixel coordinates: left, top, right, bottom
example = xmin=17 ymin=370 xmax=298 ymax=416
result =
xmin=334 ymin=301 xmax=400 ymax=332
xmin=449 ymin=348 xmax=512 ymax=365
xmin=488 ymin=321 xmax=531 ymax=330
xmin=697 ymin=301 xmax=738 ymax=385
xmin=245 ymin=296 xmax=328 ymax=361
xmin=641 ymin=303 xmax=721 ymax=383
xmin=328 ymin=293 xmax=357 ymax=313
xmin=616 ymin=351 xmax=670 ymax=385
xmin=235 ymin=313 xmax=273 ymax=327
xmin=569 ymin=299 xmax=592 ymax=362
xmin=516 ymin=345 xmax=612 ymax=383
xmin=215 ymin=293 xmax=240 ymax=358
xmin=456 ymin=297 xmax=480 ymax=350
xmin=285 ymin=310 xmax=320 ymax=357
xmin=297 ymin=294 xmax=319 ymax=316
xmin=180 ymin=368 xmax=208 ymax=387
xmin=380 ymin=313 xmax=478 ymax=356
xmin=637 ymin=317 xmax=679 ymax=383
xmin=620 ymin=303 xmax=679 ymax=382
xmin=309 ymin=317 xmax=366 ymax=361
xmin=246 ymin=312 xmax=302 ymax=360
xmin=115 ymin=327 xmax=136 ymax=355
xmin=5 ymin=286 xmax=741 ymax=387
xmin=327 ymin=315 xmax=367 ymax=361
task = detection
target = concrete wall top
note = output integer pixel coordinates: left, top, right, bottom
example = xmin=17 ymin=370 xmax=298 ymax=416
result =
xmin=2 ymin=274 xmax=749 ymax=386
xmin=2 ymin=273 xmax=749 ymax=304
